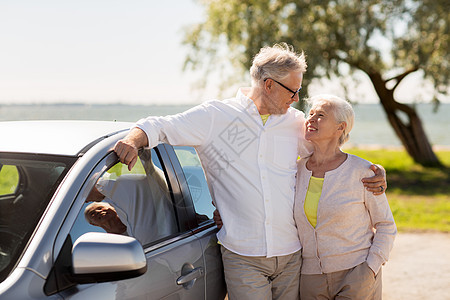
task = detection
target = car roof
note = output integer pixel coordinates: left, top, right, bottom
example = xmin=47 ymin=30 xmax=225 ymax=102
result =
xmin=0 ymin=120 xmax=133 ymax=156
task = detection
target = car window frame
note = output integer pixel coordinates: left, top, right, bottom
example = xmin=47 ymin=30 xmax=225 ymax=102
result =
xmin=162 ymin=145 xmax=217 ymax=232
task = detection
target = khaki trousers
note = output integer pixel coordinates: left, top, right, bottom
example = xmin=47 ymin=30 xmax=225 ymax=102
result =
xmin=221 ymin=246 xmax=301 ymax=300
xmin=300 ymin=262 xmax=382 ymax=300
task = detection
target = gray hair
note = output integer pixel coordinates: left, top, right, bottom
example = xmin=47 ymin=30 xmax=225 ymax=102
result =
xmin=250 ymin=43 xmax=307 ymax=86
xmin=307 ymin=94 xmax=355 ymax=146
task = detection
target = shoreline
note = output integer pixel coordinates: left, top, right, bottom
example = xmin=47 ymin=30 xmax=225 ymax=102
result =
xmin=343 ymin=144 xmax=450 ymax=151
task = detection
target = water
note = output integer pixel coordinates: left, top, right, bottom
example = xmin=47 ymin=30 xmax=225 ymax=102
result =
xmin=0 ymin=103 xmax=449 ymax=147
xmin=349 ymin=103 xmax=450 ymax=147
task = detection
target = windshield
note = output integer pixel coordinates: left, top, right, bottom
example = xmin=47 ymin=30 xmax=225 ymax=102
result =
xmin=0 ymin=153 xmax=76 ymax=283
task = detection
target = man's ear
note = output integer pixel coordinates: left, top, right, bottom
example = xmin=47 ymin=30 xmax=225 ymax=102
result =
xmin=264 ymin=79 xmax=273 ymax=92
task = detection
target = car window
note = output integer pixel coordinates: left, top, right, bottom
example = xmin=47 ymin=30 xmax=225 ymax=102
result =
xmin=0 ymin=155 xmax=74 ymax=284
xmin=173 ymin=146 xmax=215 ymax=222
xmin=69 ymin=148 xmax=179 ymax=247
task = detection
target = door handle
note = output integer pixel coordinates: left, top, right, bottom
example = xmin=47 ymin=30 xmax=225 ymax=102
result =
xmin=176 ymin=266 xmax=204 ymax=288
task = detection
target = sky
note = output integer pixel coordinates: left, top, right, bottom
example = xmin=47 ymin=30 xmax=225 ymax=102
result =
xmin=0 ymin=0 xmax=220 ymax=105
xmin=0 ymin=1 xmax=447 ymax=105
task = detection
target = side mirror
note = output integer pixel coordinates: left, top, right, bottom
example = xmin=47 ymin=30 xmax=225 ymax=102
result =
xmin=71 ymin=232 xmax=147 ymax=283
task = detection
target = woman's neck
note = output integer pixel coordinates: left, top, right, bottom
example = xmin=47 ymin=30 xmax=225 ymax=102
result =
xmin=306 ymin=142 xmax=347 ymax=178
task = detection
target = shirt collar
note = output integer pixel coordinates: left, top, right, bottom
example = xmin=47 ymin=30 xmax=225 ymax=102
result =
xmin=236 ymin=87 xmax=260 ymax=115
xmin=236 ymin=87 xmax=297 ymax=121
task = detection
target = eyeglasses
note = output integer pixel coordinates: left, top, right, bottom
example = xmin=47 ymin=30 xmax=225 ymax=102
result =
xmin=264 ymin=78 xmax=302 ymax=99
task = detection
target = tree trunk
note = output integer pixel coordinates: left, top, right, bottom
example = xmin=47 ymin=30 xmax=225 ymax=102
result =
xmin=368 ymin=72 xmax=442 ymax=167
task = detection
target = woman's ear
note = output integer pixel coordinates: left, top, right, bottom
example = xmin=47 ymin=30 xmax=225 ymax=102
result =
xmin=338 ymin=122 xmax=347 ymax=131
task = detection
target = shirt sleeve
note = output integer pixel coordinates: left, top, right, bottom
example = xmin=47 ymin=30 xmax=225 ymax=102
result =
xmin=100 ymin=179 xmax=133 ymax=233
xmin=364 ymin=183 xmax=397 ymax=275
xmin=135 ymin=102 xmax=215 ymax=149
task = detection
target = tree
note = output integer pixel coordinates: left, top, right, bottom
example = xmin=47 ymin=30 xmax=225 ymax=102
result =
xmin=183 ymin=0 xmax=449 ymax=167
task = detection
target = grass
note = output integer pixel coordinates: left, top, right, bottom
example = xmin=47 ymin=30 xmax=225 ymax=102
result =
xmin=0 ymin=165 xmax=19 ymax=195
xmin=346 ymin=148 xmax=450 ymax=233
xmin=388 ymin=195 xmax=449 ymax=232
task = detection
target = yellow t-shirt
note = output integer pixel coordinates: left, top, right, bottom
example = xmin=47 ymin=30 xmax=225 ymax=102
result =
xmin=260 ymin=114 xmax=270 ymax=125
xmin=304 ymin=176 xmax=324 ymax=228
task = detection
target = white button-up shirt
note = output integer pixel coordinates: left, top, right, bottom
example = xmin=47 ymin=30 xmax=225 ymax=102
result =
xmin=136 ymin=88 xmax=312 ymax=257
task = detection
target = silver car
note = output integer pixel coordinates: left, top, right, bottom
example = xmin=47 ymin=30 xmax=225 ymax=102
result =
xmin=0 ymin=120 xmax=226 ymax=299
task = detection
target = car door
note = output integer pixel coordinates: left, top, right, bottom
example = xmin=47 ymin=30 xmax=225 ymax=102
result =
xmin=168 ymin=145 xmax=227 ymax=299
xmin=49 ymin=145 xmax=209 ymax=299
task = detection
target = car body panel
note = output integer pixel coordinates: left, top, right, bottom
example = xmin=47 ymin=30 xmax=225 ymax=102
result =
xmin=0 ymin=120 xmax=226 ymax=299
xmin=0 ymin=120 xmax=131 ymax=155
xmin=61 ymin=234 xmax=206 ymax=300
xmin=0 ymin=268 xmax=60 ymax=299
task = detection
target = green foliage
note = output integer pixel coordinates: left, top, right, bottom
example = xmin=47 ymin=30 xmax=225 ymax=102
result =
xmin=184 ymin=0 xmax=449 ymax=100
xmin=0 ymin=165 xmax=19 ymax=195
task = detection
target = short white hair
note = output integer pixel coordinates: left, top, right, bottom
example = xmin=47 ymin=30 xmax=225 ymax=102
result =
xmin=307 ymin=94 xmax=355 ymax=146
xmin=250 ymin=43 xmax=307 ymax=86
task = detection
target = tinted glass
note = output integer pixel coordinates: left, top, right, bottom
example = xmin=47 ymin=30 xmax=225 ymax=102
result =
xmin=0 ymin=154 xmax=74 ymax=283
xmin=70 ymin=149 xmax=179 ymax=247
xmin=173 ymin=146 xmax=215 ymax=221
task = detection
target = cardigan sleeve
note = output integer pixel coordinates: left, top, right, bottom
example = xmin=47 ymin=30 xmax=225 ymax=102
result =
xmin=364 ymin=187 xmax=397 ymax=274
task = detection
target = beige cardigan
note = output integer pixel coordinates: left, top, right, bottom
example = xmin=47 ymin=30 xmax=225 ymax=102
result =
xmin=294 ymin=154 xmax=397 ymax=275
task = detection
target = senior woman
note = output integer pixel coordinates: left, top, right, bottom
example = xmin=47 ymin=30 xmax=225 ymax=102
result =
xmin=294 ymin=94 xmax=396 ymax=299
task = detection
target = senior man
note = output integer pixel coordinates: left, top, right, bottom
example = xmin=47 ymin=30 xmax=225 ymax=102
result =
xmin=113 ymin=43 xmax=386 ymax=300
